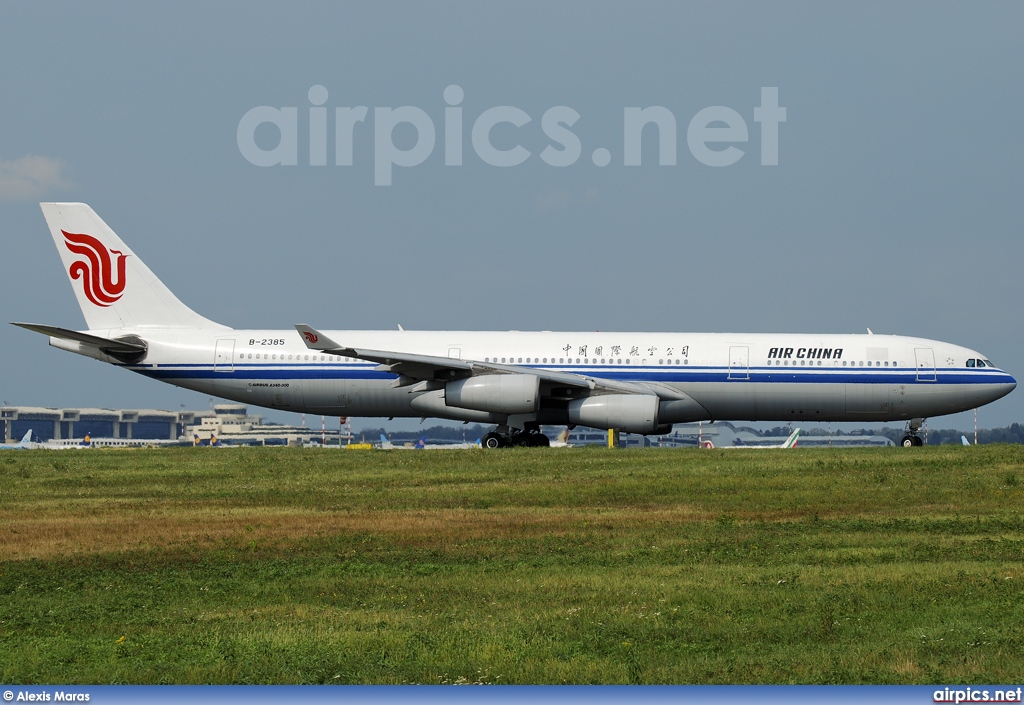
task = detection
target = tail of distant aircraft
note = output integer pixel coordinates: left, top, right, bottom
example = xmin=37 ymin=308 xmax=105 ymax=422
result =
xmin=38 ymin=203 xmax=225 ymax=331
xmin=0 ymin=429 xmax=34 ymax=450
xmin=782 ymin=428 xmax=801 ymax=448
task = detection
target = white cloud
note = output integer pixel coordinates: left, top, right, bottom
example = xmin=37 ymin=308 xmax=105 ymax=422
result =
xmin=0 ymin=155 xmax=69 ymax=201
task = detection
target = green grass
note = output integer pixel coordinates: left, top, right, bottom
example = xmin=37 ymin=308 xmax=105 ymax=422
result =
xmin=1 ymin=445 xmax=1023 ymax=683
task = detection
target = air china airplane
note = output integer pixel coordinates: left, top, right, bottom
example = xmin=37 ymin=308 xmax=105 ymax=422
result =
xmin=14 ymin=203 xmax=1016 ymax=449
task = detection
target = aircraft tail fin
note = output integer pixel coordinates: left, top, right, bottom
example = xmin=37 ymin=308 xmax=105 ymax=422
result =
xmin=783 ymin=428 xmax=801 ymax=448
xmin=20 ymin=430 xmax=32 ymax=445
xmin=39 ymin=203 xmax=227 ymax=331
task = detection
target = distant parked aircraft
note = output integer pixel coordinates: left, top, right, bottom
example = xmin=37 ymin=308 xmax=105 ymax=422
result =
xmin=704 ymin=428 xmax=801 ymax=449
xmin=0 ymin=430 xmax=35 ymax=450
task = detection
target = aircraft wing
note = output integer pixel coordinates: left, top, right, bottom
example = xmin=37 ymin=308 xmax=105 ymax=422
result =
xmin=294 ymin=324 xmax=691 ymax=401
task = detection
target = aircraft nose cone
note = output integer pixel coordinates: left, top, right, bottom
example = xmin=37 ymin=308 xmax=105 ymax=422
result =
xmin=991 ymin=372 xmax=1017 ymax=402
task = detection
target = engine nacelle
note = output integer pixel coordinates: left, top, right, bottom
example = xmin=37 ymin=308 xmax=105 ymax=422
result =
xmin=567 ymin=394 xmax=662 ymax=434
xmin=445 ymin=374 xmax=540 ymax=415
xmin=658 ymin=397 xmax=712 ymax=424
xmin=411 ymin=389 xmax=503 ymax=423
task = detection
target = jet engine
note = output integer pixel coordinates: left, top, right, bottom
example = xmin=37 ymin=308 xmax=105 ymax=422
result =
xmin=445 ymin=374 xmax=540 ymax=415
xmin=567 ymin=394 xmax=669 ymax=435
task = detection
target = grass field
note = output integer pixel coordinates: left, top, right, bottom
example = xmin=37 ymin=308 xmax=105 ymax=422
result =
xmin=1 ymin=445 xmax=1023 ymax=684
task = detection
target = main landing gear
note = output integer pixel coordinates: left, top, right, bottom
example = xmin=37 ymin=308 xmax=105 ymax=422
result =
xmin=481 ymin=427 xmax=551 ymax=448
xmin=900 ymin=418 xmax=926 ymax=447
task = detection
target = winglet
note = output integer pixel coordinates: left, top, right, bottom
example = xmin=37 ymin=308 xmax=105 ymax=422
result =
xmin=294 ymin=324 xmax=343 ymax=351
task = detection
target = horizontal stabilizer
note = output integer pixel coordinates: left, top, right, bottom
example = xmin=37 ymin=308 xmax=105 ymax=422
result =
xmin=12 ymin=322 xmax=148 ymax=359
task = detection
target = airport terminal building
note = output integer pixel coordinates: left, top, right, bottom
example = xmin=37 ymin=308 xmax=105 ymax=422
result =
xmin=0 ymin=404 xmax=342 ymax=446
xmin=1 ymin=406 xmax=189 ymax=443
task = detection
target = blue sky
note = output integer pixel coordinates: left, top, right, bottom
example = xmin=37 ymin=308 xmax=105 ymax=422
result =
xmin=1 ymin=1 xmax=1021 ymax=431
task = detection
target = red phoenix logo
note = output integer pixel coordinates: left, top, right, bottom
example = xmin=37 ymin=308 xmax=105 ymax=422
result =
xmin=63 ymin=231 xmax=129 ymax=307
xmin=303 ymin=331 xmax=319 ymax=344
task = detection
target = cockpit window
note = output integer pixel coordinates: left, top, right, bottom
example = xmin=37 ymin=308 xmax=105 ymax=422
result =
xmin=966 ymin=359 xmax=975 ymax=368
xmin=984 ymin=359 xmax=994 ymax=368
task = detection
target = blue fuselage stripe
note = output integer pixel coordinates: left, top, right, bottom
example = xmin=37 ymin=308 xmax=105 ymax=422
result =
xmin=126 ymin=363 xmax=1014 ymax=386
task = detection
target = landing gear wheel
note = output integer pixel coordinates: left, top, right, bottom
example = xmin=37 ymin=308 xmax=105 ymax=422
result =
xmin=530 ymin=433 xmax=550 ymax=447
xmin=482 ymin=432 xmax=504 ymax=449
xmin=901 ymin=419 xmax=926 ymax=448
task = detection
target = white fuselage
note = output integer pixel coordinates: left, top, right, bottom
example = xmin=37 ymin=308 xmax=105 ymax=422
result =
xmin=74 ymin=328 xmax=1016 ymax=427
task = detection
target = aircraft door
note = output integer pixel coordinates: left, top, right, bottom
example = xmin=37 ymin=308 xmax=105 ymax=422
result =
xmin=214 ymin=339 xmax=235 ymax=372
xmin=728 ymin=346 xmax=749 ymax=380
xmin=915 ymin=347 xmax=936 ymax=382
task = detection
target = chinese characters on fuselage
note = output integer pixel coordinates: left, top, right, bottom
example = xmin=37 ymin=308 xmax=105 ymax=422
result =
xmin=555 ymin=343 xmax=690 ymax=359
